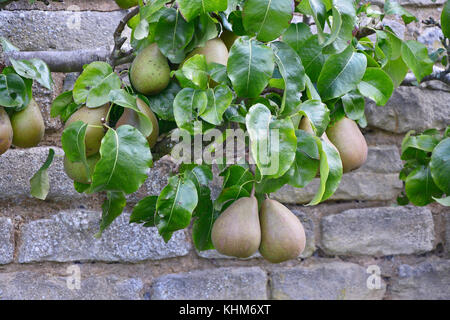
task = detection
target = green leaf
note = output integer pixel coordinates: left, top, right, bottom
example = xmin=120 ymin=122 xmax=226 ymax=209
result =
xmin=109 ymin=89 xmax=153 ymax=138
xmin=383 ymin=56 xmax=409 ymax=88
xmin=174 ymin=54 xmax=209 ymax=90
xmin=271 ymin=41 xmax=305 ymax=116
xmin=200 ymin=85 xmax=233 ymax=125
xmin=357 ymin=67 xmax=394 ymax=106
xmin=50 ymin=91 xmax=80 ymax=122
xmin=297 ymin=0 xmax=327 ymax=42
xmin=442 ymin=0 xmax=450 ymax=39
xmin=220 ymin=164 xmax=254 ymax=194
xmin=207 ymin=62 xmax=231 ymax=86
xmin=246 ymin=103 xmax=296 ymax=179
xmin=341 ymin=90 xmax=365 ymax=120
xmin=177 ymin=0 xmax=227 ymax=22
xmin=308 ymin=137 xmax=343 ymax=205
xmin=173 ymin=88 xmax=207 ymax=134
xmin=227 ymin=37 xmax=275 ymax=98
xmin=9 ymin=58 xmax=53 ymax=90
xmin=96 ymin=191 xmax=126 ymax=237
xmin=295 ymin=35 xmax=325 ymax=83
xmin=183 ymin=165 xmax=215 ymax=251
xmin=147 ymin=81 xmax=181 ymax=121
xmin=384 ymin=0 xmax=417 ymax=24
xmin=214 ymin=185 xmax=250 ymax=212
xmin=187 ymin=14 xmax=219 ymax=51
xmin=242 ymin=0 xmax=293 ymax=42
xmin=317 ymin=45 xmax=367 ymax=101
xmin=156 ymin=175 xmax=198 ymax=238
xmin=155 ymin=8 xmax=195 ymax=63
xmin=30 ymin=148 xmax=55 ymax=200
xmin=433 ymin=196 xmax=450 ymax=206
xmin=285 ymin=130 xmax=320 ymax=188
xmin=0 ymin=37 xmax=19 ymax=52
xmin=323 ymin=0 xmax=356 ymax=54
xmin=375 ymin=30 xmax=402 ymax=61
xmin=401 ymin=40 xmax=434 ymax=83
xmin=61 ymin=120 xmax=90 ymax=180
xmin=73 ymin=62 xmax=121 ymax=108
xmin=405 ymin=165 xmax=443 ymax=206
xmin=0 ymin=73 xmax=28 ymax=109
xmin=130 ymin=195 xmax=158 ymax=226
xmin=430 ymin=137 xmax=450 ymax=194
xmin=90 ymin=126 xmax=152 ymax=194
xmin=298 ymin=100 xmax=330 ymax=137
xmin=401 ymin=131 xmax=439 ymax=161
xmin=282 ymin=22 xmax=313 ymax=53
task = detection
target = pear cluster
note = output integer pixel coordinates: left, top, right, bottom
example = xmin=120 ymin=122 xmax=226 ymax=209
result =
xmin=0 ymin=99 xmax=46 ymax=156
xmin=211 ymin=197 xmax=307 ymax=263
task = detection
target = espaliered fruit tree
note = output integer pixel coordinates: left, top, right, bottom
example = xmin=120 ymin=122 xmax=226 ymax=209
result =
xmin=0 ymin=0 xmax=449 ymax=263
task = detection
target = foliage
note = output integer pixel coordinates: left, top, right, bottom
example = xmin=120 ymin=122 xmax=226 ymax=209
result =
xmin=1 ymin=0 xmax=449 ymax=251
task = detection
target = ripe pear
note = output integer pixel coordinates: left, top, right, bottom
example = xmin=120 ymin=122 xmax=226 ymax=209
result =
xmin=299 ymin=116 xmax=335 ymax=147
xmin=259 ymin=199 xmax=306 ymax=263
xmin=0 ymin=107 xmax=13 ymax=155
xmin=220 ymin=30 xmax=239 ymax=51
xmin=114 ymin=0 xmax=138 ymax=9
xmin=10 ymin=99 xmax=45 ymax=148
xmin=130 ymin=43 xmax=170 ymax=95
xmin=116 ymin=97 xmax=159 ymax=148
xmin=326 ymin=117 xmax=368 ymax=173
xmin=64 ymin=153 xmax=100 ymax=184
xmin=211 ymin=196 xmax=261 ymax=258
xmin=186 ymin=38 xmax=229 ymax=66
xmin=65 ymin=104 xmax=109 ymax=157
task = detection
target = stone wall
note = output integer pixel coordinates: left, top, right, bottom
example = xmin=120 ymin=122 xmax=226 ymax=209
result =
xmin=0 ymin=0 xmax=449 ymax=300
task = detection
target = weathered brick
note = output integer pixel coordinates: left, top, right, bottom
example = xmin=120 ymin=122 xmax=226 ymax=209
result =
xmin=321 ymin=206 xmax=435 ymax=256
xmin=0 ymin=218 xmax=14 ymax=265
xmin=3 ymin=0 xmax=122 ymax=11
xmin=390 ymin=259 xmax=450 ymax=300
xmin=0 ymin=271 xmax=143 ymax=300
xmin=273 ymin=172 xmax=402 ymax=204
xmin=0 ymin=10 xmax=126 ymax=52
xmin=366 ymin=87 xmax=450 ymax=133
xmin=271 ymin=261 xmax=386 ymax=300
xmin=197 ymin=208 xmax=316 ymax=259
xmin=149 ymin=267 xmax=268 ymax=300
xmin=445 ymin=212 xmax=450 ymax=258
xmin=18 ymin=210 xmax=191 ymax=263
xmin=0 ymin=147 xmax=89 ymax=201
xmin=32 ymin=75 xmax=65 ymax=131
xmin=359 ymin=145 xmax=402 ymax=173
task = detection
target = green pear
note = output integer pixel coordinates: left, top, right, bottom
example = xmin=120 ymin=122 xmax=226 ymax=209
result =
xmin=186 ymin=38 xmax=229 ymax=66
xmin=220 ymin=30 xmax=239 ymax=51
xmin=0 ymin=107 xmax=13 ymax=155
xmin=64 ymin=153 xmax=100 ymax=184
xmin=116 ymin=97 xmax=159 ymax=148
xmin=259 ymin=199 xmax=306 ymax=263
xmin=10 ymin=99 xmax=45 ymax=148
xmin=326 ymin=117 xmax=368 ymax=173
xmin=114 ymin=0 xmax=138 ymax=9
xmin=130 ymin=43 xmax=170 ymax=95
xmin=211 ymin=196 xmax=261 ymax=258
xmin=65 ymin=104 xmax=109 ymax=157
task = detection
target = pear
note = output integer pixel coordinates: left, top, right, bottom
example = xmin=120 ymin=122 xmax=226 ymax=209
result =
xmin=186 ymin=38 xmax=229 ymax=66
xmin=0 ymin=107 xmax=13 ymax=155
xmin=64 ymin=153 xmax=100 ymax=184
xmin=114 ymin=0 xmax=138 ymax=9
xmin=116 ymin=97 xmax=159 ymax=148
xmin=65 ymin=104 xmax=109 ymax=156
xmin=130 ymin=43 xmax=170 ymax=95
xmin=299 ymin=116 xmax=336 ymax=148
xmin=10 ymin=99 xmax=45 ymax=148
xmin=220 ymin=30 xmax=239 ymax=51
xmin=211 ymin=196 xmax=261 ymax=258
xmin=326 ymin=117 xmax=368 ymax=173
xmin=259 ymin=199 xmax=306 ymax=263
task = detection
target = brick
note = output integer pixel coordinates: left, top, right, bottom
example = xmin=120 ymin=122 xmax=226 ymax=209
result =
xmin=3 ymin=0 xmax=122 ymax=11
xmin=0 ymin=147 xmax=89 ymax=201
xmin=321 ymin=206 xmax=435 ymax=256
xmin=390 ymin=259 xmax=450 ymax=300
xmin=365 ymin=87 xmax=450 ymax=134
xmin=0 ymin=10 xmax=126 ymax=52
xmin=359 ymin=145 xmax=402 ymax=173
xmin=271 ymin=261 xmax=386 ymax=300
xmin=0 ymin=271 xmax=143 ymax=300
xmin=273 ymin=172 xmax=402 ymax=204
xmin=149 ymin=267 xmax=268 ymax=300
xmin=445 ymin=212 xmax=450 ymax=258
xmin=18 ymin=210 xmax=191 ymax=263
xmin=0 ymin=218 xmax=14 ymax=265
xmin=197 ymin=208 xmax=316 ymax=259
